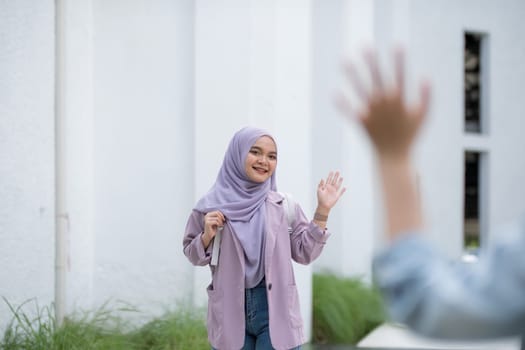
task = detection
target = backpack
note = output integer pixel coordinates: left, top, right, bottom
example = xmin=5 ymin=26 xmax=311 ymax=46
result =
xmin=279 ymin=192 xmax=295 ymax=234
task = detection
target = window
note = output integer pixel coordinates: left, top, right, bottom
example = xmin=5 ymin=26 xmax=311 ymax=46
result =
xmin=463 ymin=151 xmax=488 ymax=252
xmin=464 ymin=151 xmax=479 ymax=249
xmin=464 ymin=32 xmax=487 ymax=133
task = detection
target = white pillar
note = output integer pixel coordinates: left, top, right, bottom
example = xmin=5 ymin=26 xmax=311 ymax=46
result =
xmin=194 ymin=0 xmax=315 ymax=341
xmin=329 ymin=0 xmax=413 ymax=279
xmin=90 ymin=0 xmax=195 ymax=314
xmin=334 ymin=0 xmax=379 ymax=279
xmin=193 ymin=0 xmax=253 ymax=307
xmin=273 ymin=0 xmax=314 ymax=341
xmin=57 ymin=0 xmax=95 ymax=315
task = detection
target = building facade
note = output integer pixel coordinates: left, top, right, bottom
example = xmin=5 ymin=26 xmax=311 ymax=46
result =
xmin=1 ymin=0 xmax=525 ymax=341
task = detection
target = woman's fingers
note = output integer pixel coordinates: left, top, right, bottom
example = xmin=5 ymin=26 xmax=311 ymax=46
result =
xmin=319 ymin=171 xmax=346 ymax=199
xmin=205 ymin=211 xmax=226 ymax=227
xmin=325 ymin=171 xmax=334 ymax=186
xmin=330 ymin=172 xmax=345 ymax=196
xmin=325 ymin=171 xmax=342 ymax=187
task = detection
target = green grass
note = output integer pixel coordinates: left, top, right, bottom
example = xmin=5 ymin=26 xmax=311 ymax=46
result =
xmin=127 ymin=308 xmax=210 ymax=350
xmin=2 ymin=274 xmax=386 ymax=349
xmin=312 ymin=273 xmax=386 ymax=345
xmin=0 ymin=297 xmax=208 ymax=350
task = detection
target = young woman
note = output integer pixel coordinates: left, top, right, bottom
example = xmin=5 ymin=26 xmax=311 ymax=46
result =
xmin=183 ymin=126 xmax=345 ymax=350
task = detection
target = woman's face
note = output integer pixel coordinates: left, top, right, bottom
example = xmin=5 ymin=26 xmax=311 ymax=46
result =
xmin=244 ymin=136 xmax=277 ymax=183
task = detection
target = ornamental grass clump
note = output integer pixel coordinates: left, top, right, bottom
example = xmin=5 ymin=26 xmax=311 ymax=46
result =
xmin=312 ymin=273 xmax=386 ymax=345
xmin=1 ymin=297 xmax=208 ymax=350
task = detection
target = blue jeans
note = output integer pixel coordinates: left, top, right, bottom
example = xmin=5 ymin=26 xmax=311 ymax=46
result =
xmin=243 ymin=279 xmax=301 ymax=350
xmin=213 ymin=278 xmax=301 ymax=350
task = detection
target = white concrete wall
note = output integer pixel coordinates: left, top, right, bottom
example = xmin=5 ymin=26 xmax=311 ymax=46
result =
xmin=406 ymin=0 xmax=525 ymax=256
xmin=313 ymin=0 xmax=525 ymax=277
xmin=2 ymin=0 xmax=525 ymax=342
xmin=0 ymin=1 xmax=55 ymax=330
xmin=91 ymin=0 xmax=195 ymax=317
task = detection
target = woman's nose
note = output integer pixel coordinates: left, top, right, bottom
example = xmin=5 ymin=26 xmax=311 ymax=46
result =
xmin=257 ymin=155 xmax=268 ymax=163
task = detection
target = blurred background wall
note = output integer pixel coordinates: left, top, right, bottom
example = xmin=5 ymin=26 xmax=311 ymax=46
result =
xmin=1 ymin=0 xmax=525 ymax=341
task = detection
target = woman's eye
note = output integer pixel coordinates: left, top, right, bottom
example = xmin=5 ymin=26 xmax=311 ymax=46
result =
xmin=269 ymin=155 xmax=277 ymax=160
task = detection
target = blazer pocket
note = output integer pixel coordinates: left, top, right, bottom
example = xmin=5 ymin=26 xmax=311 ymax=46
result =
xmin=207 ymin=284 xmax=224 ymax=340
xmin=287 ymin=285 xmax=303 ymax=328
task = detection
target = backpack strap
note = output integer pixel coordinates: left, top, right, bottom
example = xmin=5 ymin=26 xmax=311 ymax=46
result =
xmin=279 ymin=192 xmax=295 ymax=234
xmin=210 ymin=226 xmax=223 ymax=266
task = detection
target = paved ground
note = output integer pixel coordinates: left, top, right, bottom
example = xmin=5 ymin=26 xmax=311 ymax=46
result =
xmin=356 ymin=323 xmax=521 ymax=350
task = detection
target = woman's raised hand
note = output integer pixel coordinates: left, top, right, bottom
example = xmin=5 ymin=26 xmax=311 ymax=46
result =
xmin=317 ymin=171 xmax=346 ymax=211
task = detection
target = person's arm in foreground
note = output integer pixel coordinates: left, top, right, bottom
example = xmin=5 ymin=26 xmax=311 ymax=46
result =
xmin=338 ymin=49 xmax=426 ymax=238
xmin=337 ymin=49 xmax=525 ymax=339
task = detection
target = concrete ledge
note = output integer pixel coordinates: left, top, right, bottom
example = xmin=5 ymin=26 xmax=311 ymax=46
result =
xmin=356 ymin=323 xmax=521 ymax=350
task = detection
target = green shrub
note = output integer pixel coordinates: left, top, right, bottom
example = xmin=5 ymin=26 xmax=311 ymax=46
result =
xmin=3 ymin=274 xmax=385 ymax=349
xmin=0 ymin=297 xmax=208 ymax=350
xmin=129 ymin=307 xmax=209 ymax=350
xmin=312 ymin=273 xmax=386 ymax=345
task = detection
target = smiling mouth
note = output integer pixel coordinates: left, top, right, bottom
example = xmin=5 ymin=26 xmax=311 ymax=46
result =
xmin=253 ymin=167 xmax=268 ymax=174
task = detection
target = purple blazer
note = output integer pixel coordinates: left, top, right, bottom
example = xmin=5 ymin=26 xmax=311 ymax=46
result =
xmin=183 ymin=191 xmax=330 ymax=350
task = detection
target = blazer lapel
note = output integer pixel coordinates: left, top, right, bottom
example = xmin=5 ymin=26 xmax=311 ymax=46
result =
xmin=264 ymin=192 xmax=285 ymax=271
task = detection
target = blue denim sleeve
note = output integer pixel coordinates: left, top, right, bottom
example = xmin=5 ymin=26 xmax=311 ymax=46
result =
xmin=372 ymin=219 xmax=525 ymax=340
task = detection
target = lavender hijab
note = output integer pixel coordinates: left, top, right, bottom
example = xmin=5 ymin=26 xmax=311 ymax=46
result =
xmin=194 ymin=127 xmax=277 ymax=288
